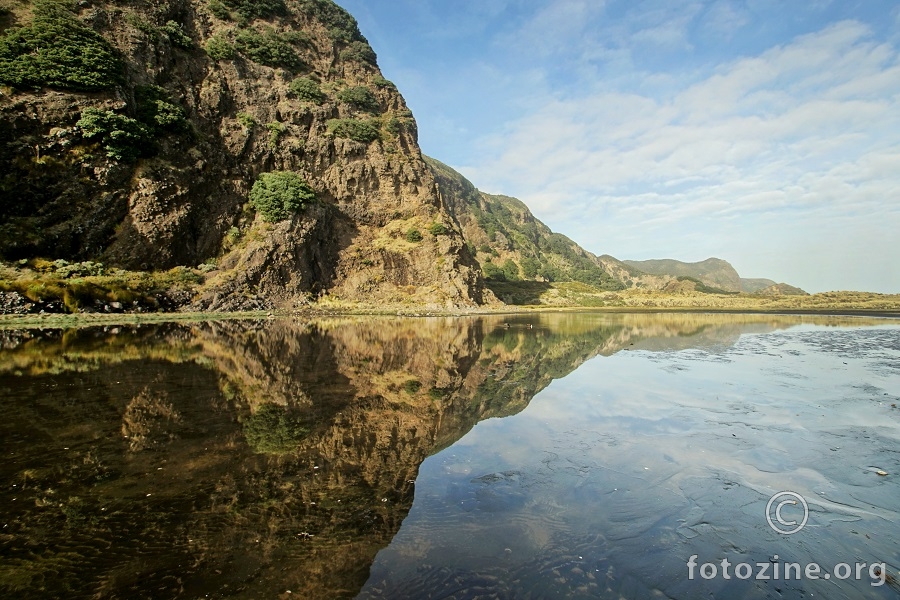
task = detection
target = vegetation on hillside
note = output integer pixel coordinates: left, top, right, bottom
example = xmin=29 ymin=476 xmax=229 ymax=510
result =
xmin=234 ymin=26 xmax=307 ymax=71
xmin=248 ymin=171 xmax=316 ymax=222
xmin=289 ymin=76 xmax=325 ymax=102
xmin=75 ymin=85 xmax=188 ymax=161
xmin=0 ymin=0 xmax=122 ymax=91
xmin=426 ymin=157 xmax=623 ymax=291
xmin=336 ymin=85 xmax=379 ymax=112
xmin=76 ymin=108 xmax=151 ymax=162
xmin=326 ymin=117 xmax=381 ymax=143
xmin=0 ymin=259 xmax=205 ymax=313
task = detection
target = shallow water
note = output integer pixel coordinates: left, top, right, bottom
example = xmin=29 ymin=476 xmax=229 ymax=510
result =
xmin=0 ymin=314 xmax=898 ymax=599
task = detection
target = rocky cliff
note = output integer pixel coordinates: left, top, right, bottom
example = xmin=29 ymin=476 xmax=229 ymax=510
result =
xmin=0 ymin=0 xmax=486 ymax=308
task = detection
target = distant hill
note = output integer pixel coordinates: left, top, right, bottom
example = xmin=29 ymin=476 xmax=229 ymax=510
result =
xmin=427 ymin=157 xmax=623 ymax=291
xmin=757 ymin=283 xmax=808 ymax=296
xmin=623 ymin=258 xmax=807 ymax=295
xmin=741 ymin=278 xmax=778 ymax=293
xmin=624 ymin=258 xmax=743 ymax=292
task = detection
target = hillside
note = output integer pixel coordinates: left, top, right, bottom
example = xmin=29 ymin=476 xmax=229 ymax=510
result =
xmin=427 ymin=156 xmax=623 ymax=292
xmin=740 ymin=277 xmax=777 ymax=293
xmin=0 ymin=0 xmax=485 ymax=309
xmin=624 ymin=257 xmax=743 ymax=292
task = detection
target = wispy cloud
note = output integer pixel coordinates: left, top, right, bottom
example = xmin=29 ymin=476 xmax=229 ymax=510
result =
xmin=459 ymin=19 xmax=900 ymax=291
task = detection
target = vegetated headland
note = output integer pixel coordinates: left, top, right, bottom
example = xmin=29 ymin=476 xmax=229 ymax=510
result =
xmin=1 ymin=0 xmax=895 ymax=320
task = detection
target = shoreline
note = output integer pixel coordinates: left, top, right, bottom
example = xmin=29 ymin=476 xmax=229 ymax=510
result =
xmin=2 ymin=304 xmax=899 ymax=329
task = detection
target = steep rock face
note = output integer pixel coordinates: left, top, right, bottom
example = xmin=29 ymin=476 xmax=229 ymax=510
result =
xmin=0 ymin=0 xmax=485 ymax=307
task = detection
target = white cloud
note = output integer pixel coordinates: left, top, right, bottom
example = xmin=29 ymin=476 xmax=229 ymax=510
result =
xmin=458 ymin=18 xmax=900 ymax=291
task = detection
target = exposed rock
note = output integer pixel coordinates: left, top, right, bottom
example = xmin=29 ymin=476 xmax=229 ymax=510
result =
xmin=0 ymin=0 xmax=485 ymax=308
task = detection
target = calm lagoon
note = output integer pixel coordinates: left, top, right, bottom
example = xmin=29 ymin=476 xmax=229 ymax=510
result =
xmin=1 ymin=314 xmax=898 ymax=599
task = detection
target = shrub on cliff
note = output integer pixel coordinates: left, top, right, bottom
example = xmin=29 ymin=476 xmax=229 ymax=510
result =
xmin=134 ymin=85 xmax=188 ymax=133
xmin=76 ymin=108 xmax=151 ymax=162
xmin=339 ymin=40 xmax=376 ymax=65
xmin=248 ymin=171 xmax=315 ymax=222
xmin=205 ymin=33 xmax=235 ymax=60
xmin=297 ymin=0 xmax=362 ymax=42
xmin=235 ymin=27 xmax=305 ymax=71
xmin=428 ymin=222 xmax=448 ymax=236
xmin=221 ymin=0 xmax=286 ymax=23
xmin=326 ymin=118 xmax=380 ymax=143
xmin=160 ymin=20 xmax=193 ymax=49
xmin=336 ymin=85 xmax=379 ymax=112
xmin=0 ymin=0 xmax=122 ymax=91
xmin=289 ymin=76 xmax=325 ymax=103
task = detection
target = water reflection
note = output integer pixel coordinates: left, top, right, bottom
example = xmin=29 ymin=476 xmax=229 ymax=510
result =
xmin=0 ymin=314 xmax=897 ymax=598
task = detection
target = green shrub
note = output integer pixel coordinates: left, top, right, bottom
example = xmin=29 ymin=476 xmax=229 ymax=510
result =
xmin=298 ymin=0 xmax=362 ymax=41
xmin=501 ymin=259 xmax=521 ymax=281
xmin=134 ymin=85 xmax=187 ymax=133
xmin=289 ymin=76 xmax=324 ymax=102
xmin=204 ymin=33 xmax=235 ymax=60
xmin=326 ymin=118 xmax=380 ymax=143
xmin=405 ymin=228 xmax=422 ymax=243
xmin=237 ymin=112 xmax=256 ymax=129
xmin=248 ymin=171 xmax=315 ymax=222
xmin=223 ymin=0 xmax=286 ymax=22
xmin=266 ymin=121 xmax=285 ymax=148
xmin=482 ymin=262 xmax=505 ymax=281
xmin=208 ymin=0 xmax=232 ymax=20
xmin=0 ymin=0 xmax=122 ymax=91
xmin=125 ymin=13 xmax=160 ymax=41
xmin=235 ymin=27 xmax=304 ymax=71
xmin=242 ymin=403 xmax=308 ymax=454
xmin=402 ymin=379 xmax=422 ymax=393
xmin=521 ymin=256 xmax=540 ymax=279
xmin=372 ymin=75 xmax=394 ymax=89
xmin=428 ymin=222 xmax=448 ymax=236
xmin=384 ymin=117 xmax=401 ymax=136
xmin=336 ymin=85 xmax=378 ymax=112
xmin=161 ymin=20 xmax=192 ymax=49
xmin=339 ymin=40 xmax=376 ymax=65
xmin=76 ymin=108 xmax=151 ymax=162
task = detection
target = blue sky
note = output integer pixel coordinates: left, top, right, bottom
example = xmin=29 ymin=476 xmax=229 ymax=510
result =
xmin=337 ymin=0 xmax=900 ymax=293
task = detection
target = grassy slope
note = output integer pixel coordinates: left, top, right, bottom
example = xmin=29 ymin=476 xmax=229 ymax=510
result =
xmin=487 ymin=280 xmax=900 ymax=312
xmin=426 ymin=156 xmax=623 ymax=291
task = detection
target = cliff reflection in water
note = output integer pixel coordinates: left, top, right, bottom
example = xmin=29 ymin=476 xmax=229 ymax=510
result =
xmin=0 ymin=313 xmax=879 ymax=598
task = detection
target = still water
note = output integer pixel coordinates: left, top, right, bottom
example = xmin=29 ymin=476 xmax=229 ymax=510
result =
xmin=0 ymin=313 xmax=898 ymax=599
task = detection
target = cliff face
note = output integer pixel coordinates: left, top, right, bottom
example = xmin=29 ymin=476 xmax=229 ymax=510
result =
xmin=0 ymin=0 xmax=485 ymax=308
